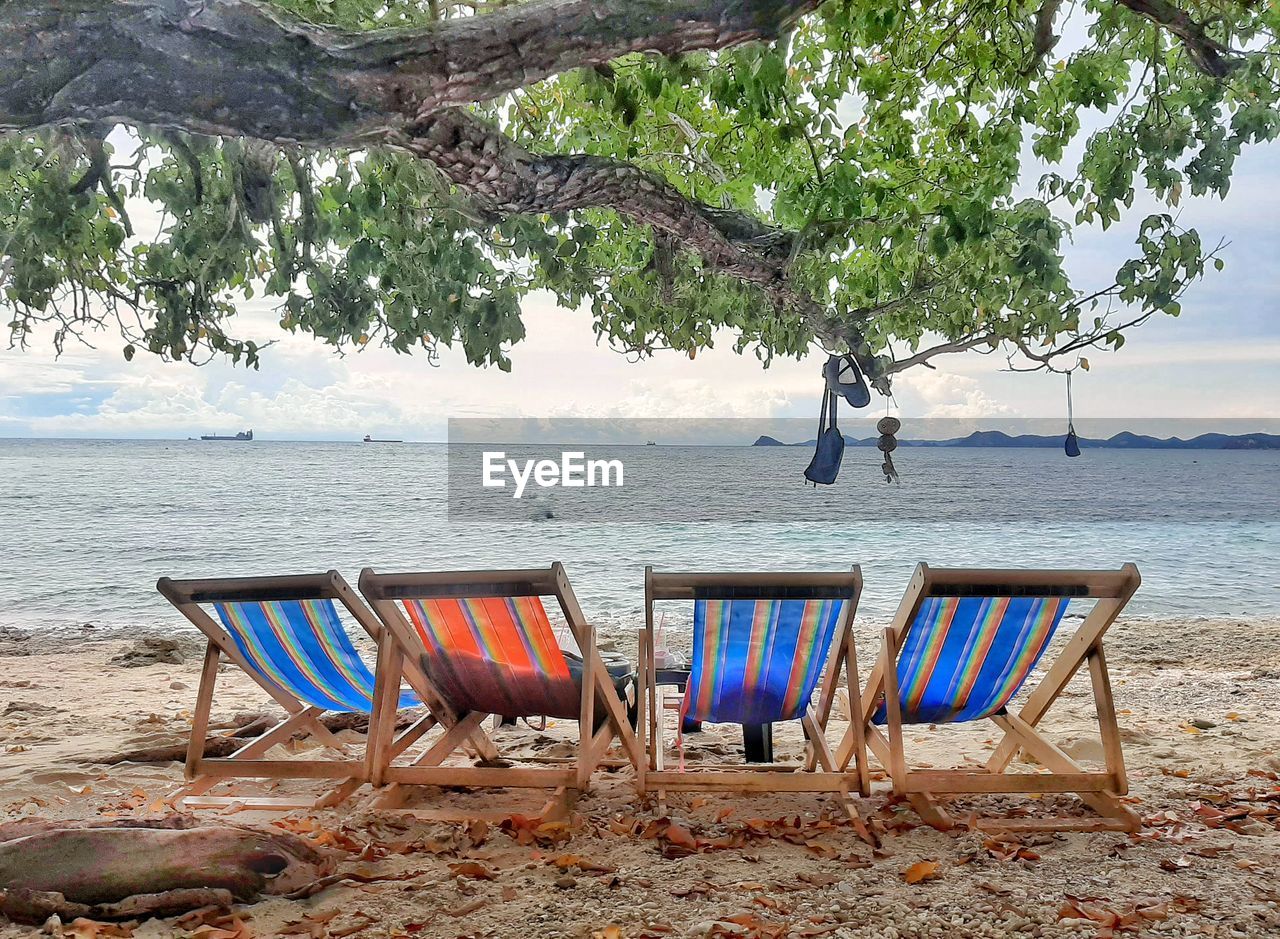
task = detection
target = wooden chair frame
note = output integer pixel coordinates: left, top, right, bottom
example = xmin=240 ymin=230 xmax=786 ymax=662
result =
xmin=641 ymin=567 xmax=871 ymax=839
xmin=836 ymin=563 xmax=1142 ymax=833
xmin=358 ymin=563 xmax=644 ymax=817
xmin=156 ymin=570 xmax=485 ymax=811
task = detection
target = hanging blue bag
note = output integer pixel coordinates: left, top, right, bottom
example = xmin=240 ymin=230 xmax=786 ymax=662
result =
xmin=804 ymin=389 xmax=845 ymax=486
xmin=1064 ymin=371 xmax=1081 ymax=457
xmin=1065 ymin=427 xmax=1081 ymax=458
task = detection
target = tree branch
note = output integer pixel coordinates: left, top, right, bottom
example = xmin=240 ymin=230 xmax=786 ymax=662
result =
xmin=881 ymin=335 xmax=996 ymax=376
xmin=345 ymin=0 xmax=823 ymax=121
xmin=1 ymin=0 xmax=819 ymax=138
xmin=0 ymin=0 xmax=866 ymax=350
xmin=1114 ymin=0 xmax=1240 ymax=77
xmin=401 ymin=108 xmax=860 ymax=348
xmin=1022 ymin=0 xmax=1063 ymax=75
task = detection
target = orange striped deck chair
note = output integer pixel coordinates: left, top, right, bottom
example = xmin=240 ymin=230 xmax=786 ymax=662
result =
xmin=358 ymin=564 xmax=642 ymax=815
xmin=838 ymin=563 xmax=1142 ymax=833
xmin=156 ymin=571 xmax=496 ymax=811
xmin=641 ymin=568 xmax=871 ymax=839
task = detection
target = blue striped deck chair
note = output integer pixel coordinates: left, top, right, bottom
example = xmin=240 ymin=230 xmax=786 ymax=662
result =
xmin=157 ymin=571 xmax=493 ymax=811
xmin=839 ymin=563 xmax=1142 ymax=833
xmin=358 ymin=564 xmax=643 ymax=819
xmin=641 ymin=568 xmax=872 ymax=841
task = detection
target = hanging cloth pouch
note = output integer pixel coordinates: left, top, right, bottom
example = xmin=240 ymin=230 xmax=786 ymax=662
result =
xmin=822 ymin=354 xmax=871 ymax=409
xmin=1064 ymin=371 xmax=1081 ymax=458
xmin=804 ymin=389 xmax=845 ymax=486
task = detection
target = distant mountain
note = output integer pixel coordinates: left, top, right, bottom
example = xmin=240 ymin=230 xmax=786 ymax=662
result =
xmin=756 ymin=431 xmax=1280 ymax=450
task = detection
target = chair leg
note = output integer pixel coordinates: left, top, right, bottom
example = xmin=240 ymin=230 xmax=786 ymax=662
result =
xmin=991 ymin=713 xmax=1140 ymax=832
xmin=186 ymin=644 xmax=221 ymax=780
xmin=314 ymin=776 xmax=365 ymax=809
xmin=537 ymin=785 xmax=579 ymax=821
xmin=365 ymin=638 xmax=404 ymax=787
xmin=635 ymin=629 xmax=649 ymax=795
xmin=576 ymin=628 xmax=597 ymax=791
xmin=880 ymin=629 xmax=908 ymax=794
xmin=837 ymin=782 xmax=876 ymax=846
xmin=1088 ymin=643 xmax=1129 ymax=795
xmin=907 ymin=793 xmax=955 ymax=830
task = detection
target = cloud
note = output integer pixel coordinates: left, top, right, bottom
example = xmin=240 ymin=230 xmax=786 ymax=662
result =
xmin=545 ymin=379 xmax=793 ymax=420
xmin=892 ymin=369 xmax=1020 ymax=418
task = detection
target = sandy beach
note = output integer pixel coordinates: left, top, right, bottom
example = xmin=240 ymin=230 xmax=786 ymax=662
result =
xmin=2 ymin=615 xmax=1280 ymax=938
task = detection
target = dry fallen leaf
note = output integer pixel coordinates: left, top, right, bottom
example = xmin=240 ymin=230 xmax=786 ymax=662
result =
xmin=448 ymin=860 xmax=498 ymax=881
xmin=66 ymin=920 xmax=134 ymax=939
xmin=190 ymin=918 xmax=255 ymax=939
xmin=903 ymin=860 xmax=941 ymax=884
xmin=664 ymin=822 xmax=698 ymax=850
xmin=464 ymin=817 xmax=489 ymax=847
xmin=500 ymin=814 xmax=574 ymax=846
xmin=551 ymin=853 xmax=618 ymax=874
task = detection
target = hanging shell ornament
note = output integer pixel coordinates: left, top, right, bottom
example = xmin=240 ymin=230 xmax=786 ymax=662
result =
xmin=876 ymin=416 xmax=901 ymax=484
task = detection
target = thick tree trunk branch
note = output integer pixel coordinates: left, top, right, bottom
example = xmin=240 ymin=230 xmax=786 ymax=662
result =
xmin=1 ymin=0 xmax=817 ymax=139
xmin=346 ymin=0 xmax=822 ymax=122
xmin=0 ymin=0 xmax=863 ymax=349
xmin=1114 ymin=0 xmax=1239 ymax=77
xmin=401 ymin=108 xmax=856 ymax=346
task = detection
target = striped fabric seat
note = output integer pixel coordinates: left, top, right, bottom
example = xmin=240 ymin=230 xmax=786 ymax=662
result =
xmin=872 ymin=595 xmax=1068 ymax=725
xmin=215 ymin=599 xmax=419 ymax=714
xmin=400 ymin=595 xmax=581 ymax=720
xmin=682 ymin=598 xmax=845 ymax=725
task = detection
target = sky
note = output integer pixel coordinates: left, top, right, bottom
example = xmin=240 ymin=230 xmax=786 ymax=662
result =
xmin=1 ymin=77 xmax=1278 ymax=440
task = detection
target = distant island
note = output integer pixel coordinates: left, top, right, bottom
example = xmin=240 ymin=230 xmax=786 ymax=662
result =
xmin=752 ymin=431 xmax=1280 ymax=450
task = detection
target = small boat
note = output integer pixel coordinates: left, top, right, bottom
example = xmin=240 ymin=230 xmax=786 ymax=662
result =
xmin=363 ymin=434 xmax=403 ymax=443
xmin=200 ymin=429 xmax=253 ymax=441
xmin=646 ymin=440 xmax=656 ymax=446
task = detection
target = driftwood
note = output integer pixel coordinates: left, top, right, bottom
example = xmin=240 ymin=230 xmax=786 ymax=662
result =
xmin=103 ymin=737 xmax=240 ymax=765
xmin=0 ymin=816 xmax=332 ymax=924
xmin=99 ymin=709 xmax=422 ymax=765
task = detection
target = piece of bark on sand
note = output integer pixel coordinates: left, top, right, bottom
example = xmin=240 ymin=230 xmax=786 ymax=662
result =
xmin=97 ymin=708 xmax=423 ymax=764
xmin=0 ymin=816 xmax=333 ymax=924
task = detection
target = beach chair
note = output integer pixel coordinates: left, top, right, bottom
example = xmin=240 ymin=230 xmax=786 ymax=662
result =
xmin=357 ymin=563 xmax=643 ymax=816
xmin=156 ymin=571 xmax=492 ymax=810
xmin=838 ymin=563 xmax=1142 ymax=832
xmin=641 ymin=568 xmax=871 ymax=837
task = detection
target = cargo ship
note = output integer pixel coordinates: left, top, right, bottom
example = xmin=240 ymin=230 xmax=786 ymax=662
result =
xmin=363 ymin=434 xmax=402 ymax=443
xmin=200 ymin=429 xmax=253 ymax=441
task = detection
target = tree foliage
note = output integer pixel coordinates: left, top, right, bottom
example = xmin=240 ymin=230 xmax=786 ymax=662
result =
xmin=0 ymin=0 xmax=1276 ymax=385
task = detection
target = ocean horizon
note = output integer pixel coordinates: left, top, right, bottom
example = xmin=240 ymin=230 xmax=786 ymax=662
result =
xmin=2 ymin=437 xmax=1277 ymax=638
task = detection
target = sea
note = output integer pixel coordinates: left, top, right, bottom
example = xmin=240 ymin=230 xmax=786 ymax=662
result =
xmin=1 ymin=438 xmax=1277 ymax=641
